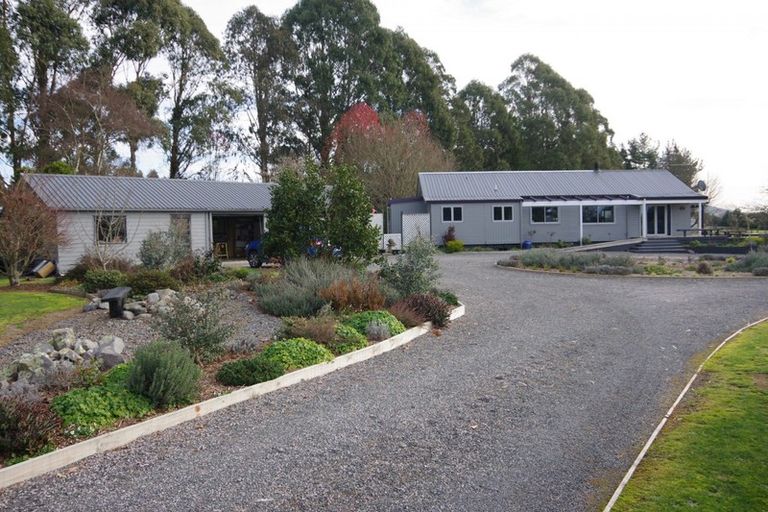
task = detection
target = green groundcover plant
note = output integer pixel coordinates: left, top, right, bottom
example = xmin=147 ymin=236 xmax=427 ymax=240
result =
xmin=342 ymin=311 xmax=406 ymax=338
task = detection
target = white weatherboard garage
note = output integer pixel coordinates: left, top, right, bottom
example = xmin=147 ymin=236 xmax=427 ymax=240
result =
xmin=389 ymin=169 xmax=708 ymax=246
xmin=23 ymin=174 xmax=274 ymax=273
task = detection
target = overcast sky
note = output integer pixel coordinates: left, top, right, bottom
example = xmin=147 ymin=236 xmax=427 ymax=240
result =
xmin=181 ymin=0 xmax=767 ymax=208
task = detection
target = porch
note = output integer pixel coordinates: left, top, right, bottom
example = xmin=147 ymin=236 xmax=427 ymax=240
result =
xmin=211 ymin=214 xmax=265 ymax=260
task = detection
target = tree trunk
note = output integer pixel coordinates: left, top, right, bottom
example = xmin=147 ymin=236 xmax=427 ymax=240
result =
xmin=129 ymin=139 xmax=138 ymax=172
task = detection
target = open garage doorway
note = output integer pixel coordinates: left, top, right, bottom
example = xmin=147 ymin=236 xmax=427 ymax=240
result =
xmin=212 ymin=214 xmax=265 ymax=259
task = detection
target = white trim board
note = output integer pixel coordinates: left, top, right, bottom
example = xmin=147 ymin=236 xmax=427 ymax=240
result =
xmin=0 ymin=304 xmax=465 ymax=490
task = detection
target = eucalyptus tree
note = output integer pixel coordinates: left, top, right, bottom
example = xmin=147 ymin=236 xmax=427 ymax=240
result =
xmin=620 ymin=132 xmax=660 ymax=169
xmin=499 ymin=54 xmax=621 ymax=170
xmin=224 ymin=5 xmax=299 ymax=182
xmin=659 ymin=141 xmax=702 ymax=186
xmin=451 ymin=80 xmax=520 ymax=170
xmin=0 ymin=0 xmax=19 ymax=183
xmin=162 ymin=3 xmax=224 ymax=178
xmin=13 ymin=0 xmax=88 ymax=170
xmin=282 ymin=0 xmax=388 ymax=160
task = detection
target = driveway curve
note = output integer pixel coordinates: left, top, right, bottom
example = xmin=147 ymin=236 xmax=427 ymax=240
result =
xmin=1 ymin=252 xmax=766 ymax=511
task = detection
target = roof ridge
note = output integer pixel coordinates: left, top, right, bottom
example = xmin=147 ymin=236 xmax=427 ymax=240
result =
xmin=22 ymin=173 xmax=273 ymax=185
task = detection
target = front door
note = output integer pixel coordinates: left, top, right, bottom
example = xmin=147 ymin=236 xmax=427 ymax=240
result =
xmin=647 ymin=205 xmax=667 ymax=236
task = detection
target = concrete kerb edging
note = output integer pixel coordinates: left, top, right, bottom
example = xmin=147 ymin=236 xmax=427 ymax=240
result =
xmin=0 ymin=303 xmax=466 ymax=490
xmin=603 ymin=315 xmax=768 ymax=511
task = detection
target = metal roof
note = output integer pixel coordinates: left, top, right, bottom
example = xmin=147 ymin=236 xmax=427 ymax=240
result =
xmin=417 ymin=170 xmax=707 ymax=202
xmin=22 ymin=174 xmax=274 ymax=213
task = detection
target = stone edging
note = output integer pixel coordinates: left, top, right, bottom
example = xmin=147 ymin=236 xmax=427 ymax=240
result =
xmin=494 ymin=263 xmax=766 ymax=279
xmin=0 ymin=303 xmax=465 ymax=490
xmin=602 ymin=315 xmax=768 ymax=511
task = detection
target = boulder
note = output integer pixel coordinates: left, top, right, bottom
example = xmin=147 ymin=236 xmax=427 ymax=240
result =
xmin=146 ymin=292 xmax=160 ymax=305
xmin=14 ymin=352 xmax=45 ymax=373
xmin=75 ymin=339 xmax=98 ymax=354
xmin=96 ymin=349 xmax=126 ymax=369
xmin=82 ymin=303 xmax=99 ymax=313
xmin=98 ymin=301 xmax=110 ymax=310
xmin=122 ymin=310 xmax=135 ymax=320
xmin=156 ymin=288 xmax=176 ymax=300
xmin=51 ymin=328 xmax=76 ymax=350
xmin=58 ymin=347 xmax=82 ymax=364
xmin=33 ymin=342 xmax=55 ymax=355
xmin=137 ymin=313 xmax=152 ymax=320
xmin=97 ymin=335 xmax=125 ymax=354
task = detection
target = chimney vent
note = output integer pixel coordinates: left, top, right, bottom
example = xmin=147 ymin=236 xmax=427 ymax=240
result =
xmin=593 ymin=162 xmax=600 ymax=172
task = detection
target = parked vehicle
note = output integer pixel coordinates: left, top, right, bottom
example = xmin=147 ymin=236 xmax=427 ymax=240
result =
xmin=245 ymin=239 xmax=342 ymax=268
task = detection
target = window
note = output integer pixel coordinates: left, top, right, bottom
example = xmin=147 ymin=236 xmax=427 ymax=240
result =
xmin=493 ymin=205 xmax=514 ymax=222
xmin=95 ymin=215 xmax=127 ymax=243
xmin=582 ymin=205 xmax=614 ymax=224
xmin=171 ymin=214 xmax=192 ymax=248
xmin=442 ymin=206 xmax=463 ymax=222
xmin=530 ymin=206 xmax=558 ymax=224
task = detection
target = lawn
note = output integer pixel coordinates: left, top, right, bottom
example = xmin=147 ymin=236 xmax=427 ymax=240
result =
xmin=0 ymin=291 xmax=84 ymax=334
xmin=613 ymin=321 xmax=768 ymax=511
xmin=0 ymin=276 xmax=56 ymax=288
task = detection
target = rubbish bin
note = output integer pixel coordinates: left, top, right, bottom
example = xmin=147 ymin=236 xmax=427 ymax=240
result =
xmin=521 ymin=240 xmax=533 ymax=250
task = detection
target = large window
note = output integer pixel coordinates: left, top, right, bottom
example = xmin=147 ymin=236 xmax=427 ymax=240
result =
xmin=493 ymin=205 xmax=514 ymax=222
xmin=442 ymin=206 xmax=463 ymax=222
xmin=171 ymin=213 xmax=192 ymax=249
xmin=530 ymin=206 xmax=558 ymax=224
xmin=94 ymin=215 xmax=127 ymax=243
xmin=582 ymin=205 xmax=614 ymax=224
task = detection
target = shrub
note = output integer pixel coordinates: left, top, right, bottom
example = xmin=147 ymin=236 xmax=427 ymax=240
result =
xmin=224 ymin=267 xmax=251 ymax=280
xmin=583 ymin=265 xmax=633 ymax=275
xmin=252 ymin=258 xmax=357 ymax=317
xmin=0 ymin=399 xmax=59 ymax=461
xmin=725 ymin=251 xmax=768 ymax=272
xmin=343 ymin=310 xmax=406 ymax=338
xmin=260 ymin=338 xmax=334 ymax=371
xmin=319 ymin=276 xmax=385 ymax=312
xmin=153 ymin=291 xmax=234 ymax=364
xmin=403 ymin=294 xmax=451 ymax=328
xmin=66 ymin=254 xmax=134 ymax=282
xmin=216 ymin=355 xmax=285 ymax=386
xmin=83 ymin=269 xmax=128 ymax=292
xmin=51 ymin=364 xmax=152 ymax=437
xmin=387 ymin=302 xmax=426 ymax=328
xmin=171 ymin=250 xmax=222 ymax=283
xmin=138 ymin=226 xmax=190 ymax=270
xmin=442 ymin=225 xmax=456 ymax=244
xmin=329 ymin=324 xmax=368 ymax=354
xmin=380 ymin=237 xmax=440 ymax=297
xmin=752 ymin=267 xmax=768 ymax=277
xmin=644 ymin=264 xmax=678 ymax=276
xmin=280 ymin=317 xmax=367 ymax=355
xmin=366 ymin=320 xmax=391 ymax=341
xmin=432 ymin=289 xmax=459 ymax=306
xmin=696 ymin=261 xmax=714 ymax=275
xmin=127 ymin=269 xmax=180 ymax=295
xmin=128 ymin=341 xmax=201 ymax=408
xmin=444 ymin=240 xmax=464 ymax=253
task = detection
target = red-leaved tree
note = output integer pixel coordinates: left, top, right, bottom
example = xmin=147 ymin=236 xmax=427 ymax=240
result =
xmin=0 ymin=184 xmax=65 ymax=286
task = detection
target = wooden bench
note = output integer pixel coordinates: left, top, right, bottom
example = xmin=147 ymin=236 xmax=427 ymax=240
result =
xmin=101 ymin=287 xmax=132 ymax=318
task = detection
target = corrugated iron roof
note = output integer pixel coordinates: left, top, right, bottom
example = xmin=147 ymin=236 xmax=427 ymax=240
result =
xmin=22 ymin=174 xmax=274 ymax=212
xmin=417 ymin=170 xmax=707 ymax=202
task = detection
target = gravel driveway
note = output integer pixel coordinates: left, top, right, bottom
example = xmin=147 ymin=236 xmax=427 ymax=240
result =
xmin=1 ymin=252 xmax=766 ymax=511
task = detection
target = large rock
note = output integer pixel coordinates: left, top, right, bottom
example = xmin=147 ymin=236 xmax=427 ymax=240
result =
xmin=122 ymin=310 xmax=135 ymax=320
xmin=98 ymin=301 xmax=110 ymax=310
xmin=146 ymin=292 xmax=160 ymax=305
xmin=124 ymin=302 xmax=147 ymax=315
xmin=33 ymin=342 xmax=55 ymax=354
xmin=83 ymin=303 xmax=99 ymax=313
xmin=51 ymin=328 xmax=76 ymax=350
xmin=58 ymin=347 xmax=82 ymax=364
xmin=14 ymin=352 xmax=45 ymax=373
xmin=75 ymin=339 xmax=98 ymax=354
xmin=96 ymin=335 xmax=126 ymax=369
xmin=156 ymin=288 xmax=176 ymax=300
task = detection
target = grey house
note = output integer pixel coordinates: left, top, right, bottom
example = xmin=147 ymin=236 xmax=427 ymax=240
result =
xmin=23 ymin=174 xmax=273 ymax=273
xmin=389 ymin=169 xmax=708 ymax=246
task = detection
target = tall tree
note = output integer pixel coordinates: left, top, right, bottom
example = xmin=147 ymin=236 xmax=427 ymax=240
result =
xmin=120 ymin=75 xmax=165 ymax=172
xmin=659 ymin=141 xmax=702 ymax=186
xmin=379 ymin=29 xmax=456 ymax=149
xmin=14 ymin=0 xmax=89 ymax=169
xmin=162 ymin=4 xmax=223 ymax=178
xmin=499 ymin=54 xmax=621 ymax=170
xmin=620 ymin=132 xmax=659 ymax=169
xmin=450 ymin=80 xmax=520 ymax=170
xmin=225 ymin=6 xmax=299 ymax=182
xmin=330 ymin=104 xmax=454 ymax=212
xmin=282 ymin=0 xmax=387 ymax=160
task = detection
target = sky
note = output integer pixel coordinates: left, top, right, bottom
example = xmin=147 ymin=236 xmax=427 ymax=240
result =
xmin=4 ymin=0 xmax=767 ymax=208
xmin=181 ymin=0 xmax=768 ymax=208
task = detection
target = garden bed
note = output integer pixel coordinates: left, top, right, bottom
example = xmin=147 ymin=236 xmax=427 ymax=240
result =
xmin=497 ymin=249 xmax=767 ymax=278
xmin=0 ymin=302 xmax=464 ymax=489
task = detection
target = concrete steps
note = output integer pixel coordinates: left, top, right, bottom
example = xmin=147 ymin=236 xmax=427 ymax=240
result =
xmin=630 ymin=238 xmax=690 ymax=254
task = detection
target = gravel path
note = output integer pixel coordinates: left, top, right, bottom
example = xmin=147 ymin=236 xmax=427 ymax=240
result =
xmin=1 ymin=253 xmax=766 ymax=511
xmin=0 ymin=286 xmax=280 ymax=369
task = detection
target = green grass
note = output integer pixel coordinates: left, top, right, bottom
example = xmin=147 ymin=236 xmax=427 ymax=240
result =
xmin=0 ymin=276 xmax=56 ymax=288
xmin=0 ymin=291 xmax=84 ymax=333
xmin=613 ymin=322 xmax=768 ymax=511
